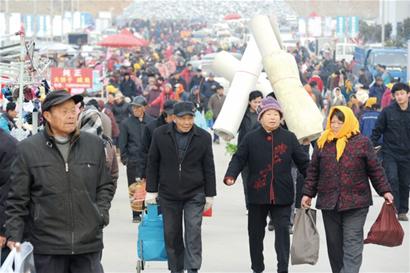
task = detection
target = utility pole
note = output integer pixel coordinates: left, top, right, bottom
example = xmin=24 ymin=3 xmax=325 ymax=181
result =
xmin=50 ymin=0 xmax=54 ymax=41
xmin=71 ymin=0 xmax=74 ymax=33
xmin=407 ymin=40 xmax=410 ymax=83
xmin=5 ymin=0 xmax=9 ymax=35
xmin=33 ymin=0 xmax=38 ymax=39
xmin=18 ymin=26 xmax=25 ymax=126
xmin=380 ymin=0 xmax=385 ymax=46
xmin=61 ymin=0 xmax=64 ymax=42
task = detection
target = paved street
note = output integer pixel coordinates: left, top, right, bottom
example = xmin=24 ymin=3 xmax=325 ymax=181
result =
xmin=102 ymin=141 xmax=410 ymax=273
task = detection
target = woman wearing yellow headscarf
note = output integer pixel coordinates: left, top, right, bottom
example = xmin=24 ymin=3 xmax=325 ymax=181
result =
xmin=301 ymin=106 xmax=393 ymax=273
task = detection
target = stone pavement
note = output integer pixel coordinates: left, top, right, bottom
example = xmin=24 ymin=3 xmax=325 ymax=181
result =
xmin=102 ymin=141 xmax=410 ymax=273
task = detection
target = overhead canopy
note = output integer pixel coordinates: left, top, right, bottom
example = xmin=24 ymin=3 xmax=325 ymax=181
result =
xmin=37 ymin=42 xmax=77 ymax=54
xmin=224 ymin=13 xmax=241 ymax=20
xmin=98 ymin=29 xmax=149 ymax=48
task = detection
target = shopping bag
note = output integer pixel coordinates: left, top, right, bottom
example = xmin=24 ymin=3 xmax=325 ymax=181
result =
xmin=0 ymin=242 xmax=36 ymax=273
xmin=364 ymin=202 xmax=404 ymax=247
xmin=203 ymin=208 xmax=212 ymax=217
xmin=137 ymin=204 xmax=167 ymax=261
xmin=129 ymin=179 xmax=146 ymax=212
xmin=194 ymin=111 xmax=208 ymax=130
xmin=291 ymin=208 xmax=319 ymax=265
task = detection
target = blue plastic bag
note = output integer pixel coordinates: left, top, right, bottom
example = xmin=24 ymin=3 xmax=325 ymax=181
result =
xmin=194 ymin=111 xmax=207 ymax=130
xmin=137 ymin=204 xmax=168 ymax=261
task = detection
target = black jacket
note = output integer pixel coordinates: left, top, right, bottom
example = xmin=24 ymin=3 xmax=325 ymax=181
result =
xmin=120 ymin=79 xmax=137 ymax=99
xmin=200 ymin=79 xmax=219 ymax=99
xmin=146 ymin=123 xmax=216 ymax=200
xmin=189 ymin=93 xmax=206 ymax=113
xmin=238 ymin=108 xmax=259 ymax=145
xmin=112 ymin=102 xmax=130 ymax=126
xmin=371 ymin=102 xmax=410 ymax=160
xmin=0 ymin=131 xmax=17 ymax=236
xmin=137 ymin=115 xmax=167 ymax=178
xmin=5 ymin=129 xmax=114 ymax=255
xmin=189 ymin=75 xmax=205 ymax=92
xmin=225 ymin=127 xmax=309 ymax=205
xmin=119 ymin=114 xmax=154 ymax=162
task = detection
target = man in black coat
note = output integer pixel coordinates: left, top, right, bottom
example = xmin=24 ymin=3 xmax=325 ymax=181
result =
xmin=145 ymin=102 xmax=216 ymax=273
xmin=0 ymin=130 xmax=17 ymax=263
xmin=371 ymin=82 xmax=410 ymax=221
xmin=137 ymin=100 xmax=176 ymax=179
xmin=119 ymin=96 xmax=154 ymax=222
xmin=188 ymin=68 xmax=205 ymax=93
xmin=200 ymin=73 xmax=219 ymax=112
xmin=5 ymin=91 xmax=115 ymax=273
xmin=224 ymin=97 xmax=309 ymax=273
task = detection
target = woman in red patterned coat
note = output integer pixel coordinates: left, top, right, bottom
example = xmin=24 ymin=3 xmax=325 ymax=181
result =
xmin=301 ymin=106 xmax=394 ymax=273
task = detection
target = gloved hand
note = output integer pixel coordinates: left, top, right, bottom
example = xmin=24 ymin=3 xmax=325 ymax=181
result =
xmin=145 ymin=192 xmax=158 ymax=205
xmin=204 ymin=197 xmax=214 ymax=212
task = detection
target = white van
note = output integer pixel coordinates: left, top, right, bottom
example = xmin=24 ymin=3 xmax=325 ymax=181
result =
xmin=335 ymin=43 xmax=356 ymax=62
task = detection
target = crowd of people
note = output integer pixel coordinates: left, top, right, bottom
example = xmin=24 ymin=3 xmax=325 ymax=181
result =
xmin=0 ymin=16 xmax=409 ymax=273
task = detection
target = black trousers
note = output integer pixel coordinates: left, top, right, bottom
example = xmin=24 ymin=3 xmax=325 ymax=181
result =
xmin=159 ymin=193 xmax=205 ymax=272
xmin=34 ymin=252 xmax=104 ymax=273
xmin=1 ymin=247 xmax=10 ymax=264
xmin=126 ymin=160 xmax=140 ymax=218
xmin=248 ymin=204 xmax=291 ymax=273
xmin=241 ymin=166 xmax=250 ymax=210
xmin=382 ymin=153 xmax=410 ymax=214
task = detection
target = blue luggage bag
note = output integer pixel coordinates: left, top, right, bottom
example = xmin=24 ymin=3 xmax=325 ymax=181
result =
xmin=136 ymin=204 xmax=167 ymax=272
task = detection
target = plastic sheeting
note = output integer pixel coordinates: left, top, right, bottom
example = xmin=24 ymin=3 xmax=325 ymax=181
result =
xmin=213 ymin=37 xmax=263 ymax=141
xmin=251 ymin=15 xmax=323 ymax=142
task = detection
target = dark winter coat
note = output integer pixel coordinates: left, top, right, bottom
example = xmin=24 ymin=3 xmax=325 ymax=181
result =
xmin=137 ymin=115 xmax=167 ymax=178
xmin=147 ymin=123 xmax=216 ymax=200
xmin=112 ymin=101 xmax=130 ymax=126
xmin=224 ymin=127 xmax=309 ymax=205
xmin=200 ymin=79 xmax=219 ymax=99
xmin=119 ymin=79 xmax=137 ymax=99
xmin=5 ymin=128 xmax=114 ymax=255
xmin=371 ymin=102 xmax=410 ymax=160
xmin=369 ymin=84 xmax=386 ymax=103
xmin=303 ymin=134 xmax=391 ymax=211
xmin=189 ymin=75 xmax=205 ymax=92
xmin=119 ymin=114 xmax=154 ymax=163
xmin=0 ymin=131 xmax=17 ymax=236
xmin=189 ymin=93 xmax=205 ymax=113
xmin=238 ymin=108 xmax=259 ymax=145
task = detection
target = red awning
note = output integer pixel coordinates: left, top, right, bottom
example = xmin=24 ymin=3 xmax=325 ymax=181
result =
xmin=224 ymin=13 xmax=241 ymax=20
xmin=98 ymin=29 xmax=149 ymax=48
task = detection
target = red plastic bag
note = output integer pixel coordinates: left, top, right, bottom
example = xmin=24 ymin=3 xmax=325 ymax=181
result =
xmin=203 ymin=208 xmax=212 ymax=217
xmin=364 ymin=202 xmax=405 ymax=247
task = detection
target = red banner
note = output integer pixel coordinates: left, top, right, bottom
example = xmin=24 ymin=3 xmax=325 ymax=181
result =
xmin=51 ymin=68 xmax=93 ymax=89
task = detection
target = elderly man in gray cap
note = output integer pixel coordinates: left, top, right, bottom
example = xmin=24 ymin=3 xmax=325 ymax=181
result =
xmin=119 ymin=95 xmax=154 ymax=222
xmin=5 ymin=90 xmax=115 ymax=273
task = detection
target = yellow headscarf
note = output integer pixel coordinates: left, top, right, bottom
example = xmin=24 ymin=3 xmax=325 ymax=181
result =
xmin=317 ymin=106 xmax=360 ymax=161
xmin=365 ymin=97 xmax=377 ymax=109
